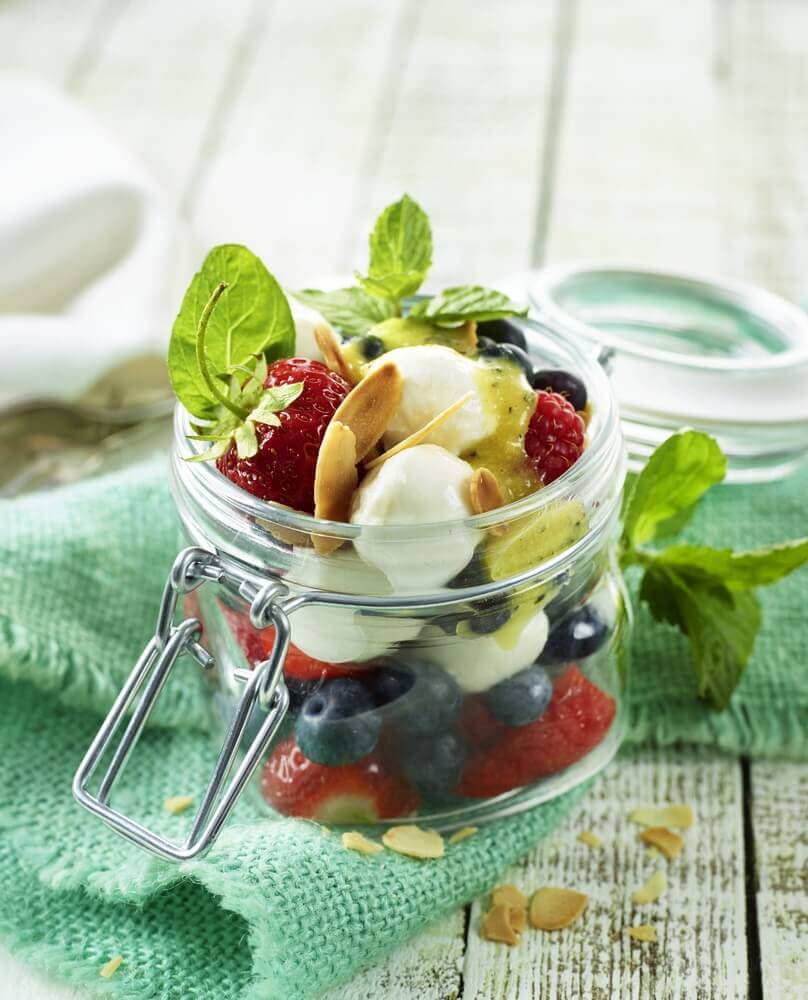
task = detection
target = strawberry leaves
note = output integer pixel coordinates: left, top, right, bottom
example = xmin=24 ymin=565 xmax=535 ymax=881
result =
xmin=620 ymin=430 xmax=808 ymax=709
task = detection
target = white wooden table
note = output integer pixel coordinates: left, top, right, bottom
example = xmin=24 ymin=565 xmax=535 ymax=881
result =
xmin=1 ymin=1 xmax=806 ymax=996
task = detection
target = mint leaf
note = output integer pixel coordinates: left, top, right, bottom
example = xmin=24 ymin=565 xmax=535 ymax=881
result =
xmin=655 ymin=539 xmax=808 ymax=591
xmin=356 ymin=194 xmax=432 ymax=302
xmin=247 ymin=382 xmax=304 ymax=427
xmin=409 ymin=285 xmax=528 ymax=325
xmin=291 ymin=287 xmax=395 ymax=336
xmin=622 ymin=430 xmax=727 ymax=548
xmin=640 ymin=562 xmax=760 ymax=710
xmin=169 ymin=245 xmax=294 ymax=418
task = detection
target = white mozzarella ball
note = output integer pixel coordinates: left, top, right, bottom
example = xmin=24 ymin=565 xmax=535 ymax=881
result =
xmin=350 ymin=444 xmax=480 ymax=591
xmin=421 ymin=609 xmax=549 ymax=693
xmin=291 ymin=304 xmax=326 ymax=361
xmin=375 ymin=345 xmax=495 ymax=455
xmin=287 ymin=546 xmax=422 ymax=663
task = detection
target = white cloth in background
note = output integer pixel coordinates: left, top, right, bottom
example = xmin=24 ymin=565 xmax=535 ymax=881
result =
xmin=0 ymin=73 xmax=188 ymax=409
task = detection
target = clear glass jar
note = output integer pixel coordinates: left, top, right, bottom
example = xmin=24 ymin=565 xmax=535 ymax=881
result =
xmin=173 ymin=319 xmax=628 ymax=829
xmin=73 ymin=318 xmax=629 ymax=859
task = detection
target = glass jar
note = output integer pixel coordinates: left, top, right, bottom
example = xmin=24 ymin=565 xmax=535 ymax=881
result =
xmin=73 ymin=317 xmax=628 ymax=861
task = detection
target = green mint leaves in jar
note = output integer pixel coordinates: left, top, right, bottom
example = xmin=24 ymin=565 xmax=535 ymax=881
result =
xmin=619 ymin=429 xmax=808 ymax=710
xmin=292 ymin=194 xmax=526 ymax=329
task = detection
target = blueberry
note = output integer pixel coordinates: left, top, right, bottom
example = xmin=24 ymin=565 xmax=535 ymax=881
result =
xmin=295 ymin=678 xmax=381 ymax=766
xmin=538 ymin=605 xmax=609 ymax=665
xmin=383 ymin=665 xmax=463 ymax=737
xmin=359 ymin=334 xmax=385 ymax=360
xmin=477 ymin=341 xmax=533 ymax=382
xmin=400 ymin=731 xmax=466 ymax=799
xmin=370 ymin=662 xmax=415 ymax=706
xmin=477 ymin=319 xmax=528 ymax=352
xmin=530 ymin=368 xmax=587 ymax=412
xmin=485 ymin=664 xmax=553 ymax=727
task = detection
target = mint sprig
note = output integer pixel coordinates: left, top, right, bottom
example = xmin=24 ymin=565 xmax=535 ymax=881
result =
xmin=169 ymin=265 xmax=302 ymax=462
xmin=169 ymin=244 xmax=295 ymax=419
xmin=292 ymin=194 xmax=527 ymax=337
xmin=620 ymin=430 xmax=808 ymax=710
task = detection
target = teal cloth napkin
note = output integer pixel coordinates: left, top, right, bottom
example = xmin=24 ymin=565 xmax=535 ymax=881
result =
xmin=0 ymin=458 xmax=805 ymax=998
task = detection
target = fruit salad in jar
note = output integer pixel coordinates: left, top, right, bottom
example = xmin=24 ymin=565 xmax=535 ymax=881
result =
xmin=170 ymin=196 xmax=626 ymax=828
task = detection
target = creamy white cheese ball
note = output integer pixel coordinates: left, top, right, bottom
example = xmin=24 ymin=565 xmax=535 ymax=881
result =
xmin=373 ymin=345 xmax=495 ymax=455
xmin=350 ymin=444 xmax=481 ymax=591
xmin=421 ymin=609 xmax=549 ymax=693
xmin=288 ymin=547 xmax=422 ymax=663
xmin=291 ymin=303 xmax=327 ymax=361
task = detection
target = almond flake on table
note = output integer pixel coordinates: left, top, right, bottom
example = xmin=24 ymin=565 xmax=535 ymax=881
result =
xmin=628 ymin=925 xmax=658 ymax=943
xmin=164 ymin=795 xmax=193 ymax=815
xmin=639 ymin=826 xmax=684 ymax=859
xmin=480 ymin=903 xmax=521 ymax=945
xmin=448 ymin=826 xmax=478 ymax=845
xmin=578 ymin=829 xmax=602 ymax=849
xmin=341 ymin=831 xmax=383 ymax=855
xmin=100 ymin=955 xmax=123 ymax=978
xmin=491 ymin=884 xmax=528 ymax=910
xmin=382 ymin=825 xmax=445 ymax=859
xmin=529 ymin=887 xmax=588 ymax=931
xmin=629 ymin=804 xmax=694 ymax=829
xmin=631 ymin=870 xmax=667 ymax=905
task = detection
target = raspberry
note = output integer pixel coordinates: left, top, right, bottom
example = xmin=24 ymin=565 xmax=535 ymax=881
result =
xmin=524 ymin=390 xmax=585 ymax=485
xmin=217 ymin=358 xmax=351 ymax=512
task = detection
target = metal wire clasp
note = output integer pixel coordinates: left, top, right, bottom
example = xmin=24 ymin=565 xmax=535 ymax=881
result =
xmin=72 ymin=546 xmax=293 ymax=861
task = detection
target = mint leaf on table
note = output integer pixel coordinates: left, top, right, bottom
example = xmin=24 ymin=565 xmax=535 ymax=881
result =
xmin=640 ymin=562 xmax=761 ymax=710
xmin=169 ymin=245 xmax=295 ymax=419
xmin=622 ymin=430 xmax=727 ymax=548
xmin=409 ymin=285 xmax=528 ymax=326
xmin=355 ymin=194 xmax=432 ymax=302
xmin=620 ymin=429 xmax=808 ymax=710
xmin=291 ymin=287 xmax=396 ymax=336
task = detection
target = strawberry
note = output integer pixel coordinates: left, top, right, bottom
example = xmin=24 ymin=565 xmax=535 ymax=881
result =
xmin=458 ymin=666 xmax=616 ymax=798
xmin=260 ymin=738 xmax=418 ymax=821
xmin=457 ymin=695 xmax=506 ymax=751
xmin=217 ymin=358 xmax=351 ymax=512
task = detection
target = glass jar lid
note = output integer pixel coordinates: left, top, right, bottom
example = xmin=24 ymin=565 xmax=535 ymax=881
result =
xmin=528 ymin=265 xmax=808 ymax=483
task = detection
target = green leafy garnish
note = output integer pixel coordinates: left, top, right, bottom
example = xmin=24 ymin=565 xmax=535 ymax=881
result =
xmin=409 ymin=285 xmax=528 ymax=327
xmin=169 ymin=244 xmax=295 ymax=419
xmin=620 ymin=430 xmax=808 ymax=709
xmin=292 ymin=194 xmax=527 ymax=341
xmin=169 ymin=258 xmax=303 ymax=462
xmin=291 ymin=287 xmax=396 ymax=336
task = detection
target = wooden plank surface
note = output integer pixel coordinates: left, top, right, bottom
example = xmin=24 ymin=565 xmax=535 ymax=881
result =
xmin=751 ymin=760 xmax=808 ymax=1000
xmin=461 ymin=745 xmax=747 ymax=1000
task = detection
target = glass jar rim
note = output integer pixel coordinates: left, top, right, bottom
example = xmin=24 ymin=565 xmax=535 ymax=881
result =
xmin=171 ymin=316 xmax=622 ymax=543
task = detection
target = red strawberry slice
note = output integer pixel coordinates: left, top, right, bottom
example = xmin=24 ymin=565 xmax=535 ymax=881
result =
xmin=219 ymin=602 xmax=362 ymax=682
xmin=260 ymin=738 xmax=419 ymax=822
xmin=459 ymin=666 xmax=616 ymax=798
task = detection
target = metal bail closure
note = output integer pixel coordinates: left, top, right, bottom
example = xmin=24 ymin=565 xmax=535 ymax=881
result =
xmin=72 ymin=546 xmax=293 ymax=862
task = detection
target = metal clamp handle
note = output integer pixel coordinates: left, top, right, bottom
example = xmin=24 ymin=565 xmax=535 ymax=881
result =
xmin=73 ymin=546 xmax=293 ymax=861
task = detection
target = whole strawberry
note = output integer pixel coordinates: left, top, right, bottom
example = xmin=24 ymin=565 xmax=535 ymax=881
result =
xmin=217 ymin=358 xmax=350 ymax=511
xmin=524 ymin=389 xmax=585 ymax=484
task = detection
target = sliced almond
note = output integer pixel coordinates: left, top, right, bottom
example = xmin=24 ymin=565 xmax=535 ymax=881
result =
xmin=457 ymin=320 xmax=478 ymax=353
xmin=629 ymin=804 xmax=694 ymax=830
xmin=480 ymin=903 xmax=520 ymax=945
xmin=381 ymin=825 xmax=444 ymax=859
xmin=313 ymin=420 xmax=357 ymax=554
xmin=509 ymin=906 xmax=527 ymax=934
xmin=529 ymin=887 xmax=588 ymax=931
xmin=628 ymin=924 xmax=657 ymax=943
xmin=164 ymin=795 xmax=193 ymax=815
xmin=341 ymin=831 xmax=383 ymax=855
xmin=314 ymin=323 xmax=356 ymax=384
xmin=448 ymin=826 xmax=478 ymax=845
xmin=332 ymin=361 xmax=403 ymax=461
xmin=100 ymin=955 xmax=123 ymax=979
xmin=365 ymin=390 xmax=475 ymax=470
xmin=469 ymin=467 xmax=505 ymax=515
xmin=639 ymin=826 xmax=684 ymax=860
xmin=578 ymin=830 xmax=602 ymax=849
xmin=631 ymin=870 xmax=667 ymax=905
xmin=491 ymin=884 xmax=528 ymax=910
